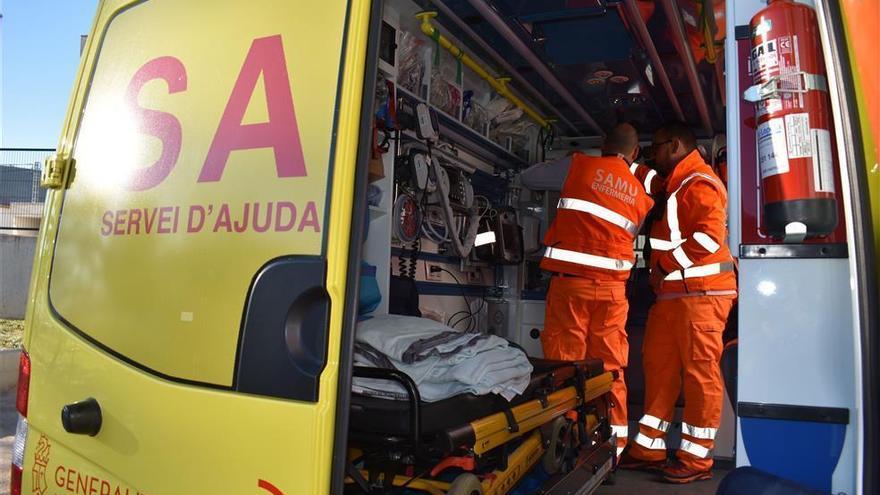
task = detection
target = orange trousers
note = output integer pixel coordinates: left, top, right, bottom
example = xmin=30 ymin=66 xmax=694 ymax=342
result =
xmin=541 ymin=275 xmax=630 ymax=456
xmin=629 ymin=295 xmax=735 ymax=471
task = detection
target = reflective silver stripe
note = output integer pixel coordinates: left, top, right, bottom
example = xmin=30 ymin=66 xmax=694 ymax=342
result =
xmin=667 ymin=185 xmax=682 ymax=243
xmin=617 ymin=446 xmax=625 ymax=457
xmin=682 ymin=423 xmax=718 ymax=440
xmin=611 ymin=425 xmax=629 ymax=439
xmin=643 ymin=169 xmax=658 ymax=194
xmin=664 ymin=262 xmax=724 ymax=281
xmin=544 ymin=247 xmax=634 ymax=271
xmin=558 ymin=198 xmax=638 ymax=235
xmin=680 ymin=172 xmax=721 ymax=189
xmin=656 ymin=172 xmax=722 ymax=250
xmin=680 ymin=439 xmax=711 ymax=458
xmin=634 ymin=433 xmax=666 ymax=451
xmin=693 ymin=232 xmax=721 ymax=253
xmin=649 ymin=238 xmax=683 ymax=251
xmin=639 ymin=414 xmax=671 ymax=432
xmin=672 ymin=246 xmax=694 ymax=269
xmin=630 ymin=162 xmax=639 ymax=174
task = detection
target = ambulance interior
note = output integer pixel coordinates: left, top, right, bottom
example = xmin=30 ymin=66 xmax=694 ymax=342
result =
xmin=345 ymin=0 xmax=852 ymax=493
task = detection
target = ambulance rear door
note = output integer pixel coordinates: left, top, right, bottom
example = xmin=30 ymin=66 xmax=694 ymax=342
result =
xmin=20 ymin=0 xmax=375 ymax=493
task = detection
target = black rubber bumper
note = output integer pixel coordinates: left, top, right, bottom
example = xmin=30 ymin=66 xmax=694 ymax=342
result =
xmin=764 ymin=198 xmax=838 ymax=238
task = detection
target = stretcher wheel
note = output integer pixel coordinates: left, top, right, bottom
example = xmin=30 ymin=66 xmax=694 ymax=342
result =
xmin=542 ymin=416 xmax=569 ymax=474
xmin=445 ymin=473 xmax=482 ymax=495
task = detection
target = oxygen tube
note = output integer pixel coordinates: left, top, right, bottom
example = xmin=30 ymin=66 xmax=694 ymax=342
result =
xmin=426 ymin=144 xmax=481 ymax=258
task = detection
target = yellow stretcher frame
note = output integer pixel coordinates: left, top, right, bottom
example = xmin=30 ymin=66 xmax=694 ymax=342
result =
xmin=352 ymin=431 xmax=542 ymax=495
xmin=460 ymin=371 xmax=613 ymax=455
xmin=346 ymin=371 xmax=614 ymax=494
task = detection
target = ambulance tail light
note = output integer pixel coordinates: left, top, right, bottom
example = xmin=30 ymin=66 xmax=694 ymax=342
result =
xmin=16 ymin=351 xmax=30 ymax=416
xmin=11 ymin=351 xmax=31 ymax=495
xmin=10 ymin=468 xmax=22 ymax=495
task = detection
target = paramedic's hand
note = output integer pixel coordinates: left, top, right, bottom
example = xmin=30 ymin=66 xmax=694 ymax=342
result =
xmin=649 ymin=267 xmax=667 ymax=293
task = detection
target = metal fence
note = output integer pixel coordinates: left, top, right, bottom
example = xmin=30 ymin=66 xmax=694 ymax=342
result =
xmin=0 ymin=148 xmax=55 ymax=233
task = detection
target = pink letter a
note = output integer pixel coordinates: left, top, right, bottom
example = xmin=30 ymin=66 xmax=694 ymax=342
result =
xmin=199 ymin=35 xmax=306 ymax=182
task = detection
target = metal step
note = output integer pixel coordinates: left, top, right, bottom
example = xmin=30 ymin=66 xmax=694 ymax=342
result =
xmin=541 ymin=440 xmax=615 ymax=495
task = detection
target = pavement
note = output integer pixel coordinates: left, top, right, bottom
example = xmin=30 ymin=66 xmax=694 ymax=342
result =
xmin=1 ymin=388 xmax=16 ymax=495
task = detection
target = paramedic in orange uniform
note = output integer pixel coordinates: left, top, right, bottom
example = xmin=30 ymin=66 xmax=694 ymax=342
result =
xmin=540 ymin=123 xmax=655 ymax=458
xmin=620 ymin=123 xmax=737 ymax=483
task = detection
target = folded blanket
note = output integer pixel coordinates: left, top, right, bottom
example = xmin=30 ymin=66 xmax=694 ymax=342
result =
xmin=353 ymin=315 xmax=533 ymax=402
xmin=357 ymin=314 xmax=489 ymax=364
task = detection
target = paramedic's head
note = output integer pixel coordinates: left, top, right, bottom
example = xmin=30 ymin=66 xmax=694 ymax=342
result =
xmin=601 ymin=123 xmax=639 ymax=164
xmin=652 ymin=122 xmax=697 ymax=176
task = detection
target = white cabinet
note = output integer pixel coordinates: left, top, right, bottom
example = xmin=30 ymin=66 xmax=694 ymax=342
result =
xmin=515 ymin=300 xmax=546 ymax=358
xmin=517 ymin=324 xmax=544 ymax=358
xmin=519 ymin=300 xmax=545 ymax=325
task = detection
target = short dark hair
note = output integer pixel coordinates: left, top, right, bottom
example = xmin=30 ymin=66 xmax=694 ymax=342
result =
xmin=602 ymin=123 xmax=639 ymax=156
xmin=658 ymin=121 xmax=697 ymax=151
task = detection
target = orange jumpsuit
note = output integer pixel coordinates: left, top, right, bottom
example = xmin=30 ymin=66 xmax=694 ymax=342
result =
xmin=629 ymin=150 xmax=737 ymax=472
xmin=540 ymin=153 xmax=654 ymax=457
xmin=630 ymin=160 xmax=666 ymax=196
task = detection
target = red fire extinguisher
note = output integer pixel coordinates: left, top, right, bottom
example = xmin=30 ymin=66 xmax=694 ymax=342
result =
xmin=745 ymin=0 xmax=838 ymax=241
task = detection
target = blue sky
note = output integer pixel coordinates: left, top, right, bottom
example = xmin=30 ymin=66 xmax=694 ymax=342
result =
xmin=1 ymin=0 xmax=98 ymax=148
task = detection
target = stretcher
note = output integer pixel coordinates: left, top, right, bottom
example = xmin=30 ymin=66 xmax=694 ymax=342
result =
xmin=345 ymin=358 xmax=617 ymax=495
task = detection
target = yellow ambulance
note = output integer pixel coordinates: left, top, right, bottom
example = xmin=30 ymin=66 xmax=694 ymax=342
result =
xmin=10 ymin=0 xmax=879 ymax=494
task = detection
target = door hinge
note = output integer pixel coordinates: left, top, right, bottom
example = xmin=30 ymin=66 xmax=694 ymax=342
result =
xmin=41 ymin=153 xmax=74 ymax=189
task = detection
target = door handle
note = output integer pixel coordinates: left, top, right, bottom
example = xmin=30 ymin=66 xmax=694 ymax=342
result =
xmin=61 ymin=398 xmax=102 ymax=436
xmin=237 ymin=257 xmax=330 ymax=401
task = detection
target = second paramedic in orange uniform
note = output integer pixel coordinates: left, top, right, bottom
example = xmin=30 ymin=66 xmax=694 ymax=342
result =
xmin=540 ymin=123 xmax=655 ymax=458
xmin=620 ymin=123 xmax=737 ymax=483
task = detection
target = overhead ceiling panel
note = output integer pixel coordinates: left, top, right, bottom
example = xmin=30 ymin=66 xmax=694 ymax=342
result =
xmin=538 ymin=11 xmax=633 ymax=66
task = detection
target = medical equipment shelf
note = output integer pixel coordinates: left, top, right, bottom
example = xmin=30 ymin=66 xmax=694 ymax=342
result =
xmin=396 ymin=84 xmax=527 ymax=170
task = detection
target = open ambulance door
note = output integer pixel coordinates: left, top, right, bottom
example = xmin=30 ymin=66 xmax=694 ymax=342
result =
xmin=817 ymin=1 xmax=880 ymax=492
xmin=19 ymin=0 xmax=379 ymax=493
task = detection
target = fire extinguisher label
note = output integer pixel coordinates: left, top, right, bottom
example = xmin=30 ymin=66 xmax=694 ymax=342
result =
xmin=750 ymin=39 xmax=779 ymax=73
xmin=811 ymin=129 xmax=836 ymax=193
xmin=752 ymin=35 xmax=808 ymax=118
xmin=784 ymin=113 xmax=812 ymax=159
xmin=751 ymin=38 xmax=781 ymax=118
xmin=757 ymin=118 xmax=790 ymax=178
